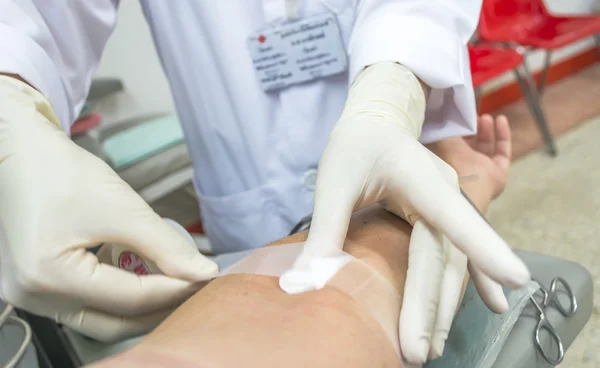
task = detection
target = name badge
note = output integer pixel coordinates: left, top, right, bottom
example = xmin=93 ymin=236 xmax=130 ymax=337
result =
xmin=248 ymin=12 xmax=348 ymax=92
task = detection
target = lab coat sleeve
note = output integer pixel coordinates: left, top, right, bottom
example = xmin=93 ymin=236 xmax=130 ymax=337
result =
xmin=0 ymin=0 xmax=119 ymax=132
xmin=348 ymin=0 xmax=481 ymax=143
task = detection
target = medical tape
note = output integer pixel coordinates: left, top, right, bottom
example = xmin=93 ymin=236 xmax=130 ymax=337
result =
xmin=216 ymin=242 xmax=407 ymax=362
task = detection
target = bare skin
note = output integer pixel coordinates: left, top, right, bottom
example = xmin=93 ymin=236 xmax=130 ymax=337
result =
xmin=429 ymin=114 xmax=512 ymax=209
xmin=90 ymin=115 xmax=512 ymax=368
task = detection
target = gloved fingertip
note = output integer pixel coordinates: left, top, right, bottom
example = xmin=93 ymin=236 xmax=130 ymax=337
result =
xmin=403 ymin=337 xmax=430 ymax=364
xmin=429 ymin=333 xmax=447 ymax=360
xmin=505 ymin=258 xmax=530 ymax=288
xmin=491 ymin=294 xmax=509 ymax=314
xmin=195 ymin=255 xmax=219 ymax=278
xmin=179 ymin=253 xmax=218 ymax=281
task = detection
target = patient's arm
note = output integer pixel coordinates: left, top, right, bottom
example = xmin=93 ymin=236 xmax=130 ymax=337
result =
xmin=93 ymin=206 xmax=414 ymax=368
xmin=90 ymin=115 xmax=510 ymax=368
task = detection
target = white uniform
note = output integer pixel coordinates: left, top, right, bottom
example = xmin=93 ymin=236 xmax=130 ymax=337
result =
xmin=0 ymin=0 xmax=480 ymax=253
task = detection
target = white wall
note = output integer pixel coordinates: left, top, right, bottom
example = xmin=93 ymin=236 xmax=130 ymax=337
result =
xmin=93 ymin=0 xmax=599 ymax=118
xmin=93 ymin=1 xmax=174 ymax=125
xmin=547 ymin=0 xmax=597 ymax=13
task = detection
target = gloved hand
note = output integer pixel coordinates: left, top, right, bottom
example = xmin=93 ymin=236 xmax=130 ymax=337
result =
xmin=280 ymin=63 xmax=530 ymax=363
xmin=0 ymin=75 xmax=218 ymax=342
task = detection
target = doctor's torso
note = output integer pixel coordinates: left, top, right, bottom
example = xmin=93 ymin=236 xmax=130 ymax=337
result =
xmin=138 ymin=0 xmax=357 ymax=252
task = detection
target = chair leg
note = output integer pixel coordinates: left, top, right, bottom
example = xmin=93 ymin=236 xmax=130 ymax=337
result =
xmin=537 ymin=51 xmax=552 ymax=95
xmin=475 ymin=87 xmax=482 ymax=113
xmin=514 ymin=66 xmax=558 ymax=156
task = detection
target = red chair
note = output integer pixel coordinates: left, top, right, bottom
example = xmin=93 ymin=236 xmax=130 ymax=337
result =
xmin=469 ymin=44 xmax=557 ymax=155
xmin=479 ymin=0 xmax=600 ymax=93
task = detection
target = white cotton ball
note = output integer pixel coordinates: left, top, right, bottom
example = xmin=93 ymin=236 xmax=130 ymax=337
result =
xmin=279 ymin=254 xmax=353 ymax=294
xmin=279 ymin=269 xmax=317 ymax=294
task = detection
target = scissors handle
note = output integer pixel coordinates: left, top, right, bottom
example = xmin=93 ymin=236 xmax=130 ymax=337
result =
xmin=534 ymin=314 xmax=565 ymax=365
xmin=548 ymin=277 xmax=578 ymax=317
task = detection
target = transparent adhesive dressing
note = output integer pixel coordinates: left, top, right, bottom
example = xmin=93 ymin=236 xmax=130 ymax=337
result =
xmin=216 ymin=242 xmax=411 ymax=365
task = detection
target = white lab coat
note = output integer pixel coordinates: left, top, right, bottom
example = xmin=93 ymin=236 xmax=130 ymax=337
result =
xmin=0 ymin=0 xmax=480 ymax=253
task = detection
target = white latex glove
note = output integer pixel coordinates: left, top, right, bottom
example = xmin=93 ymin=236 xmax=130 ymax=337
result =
xmin=280 ymin=63 xmax=530 ymax=363
xmin=400 ymin=149 xmax=510 ymax=362
xmin=0 ymin=75 xmax=218 ymax=342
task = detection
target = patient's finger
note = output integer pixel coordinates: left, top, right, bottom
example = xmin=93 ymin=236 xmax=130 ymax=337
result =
xmin=476 ymin=114 xmax=495 ymax=157
xmin=468 ymin=262 xmax=508 ymax=314
xmin=55 ymin=307 xmax=173 ymax=343
xmin=400 ymin=219 xmax=445 ymax=364
xmin=493 ymin=115 xmax=512 ymax=171
xmin=429 ymin=240 xmax=468 ymax=360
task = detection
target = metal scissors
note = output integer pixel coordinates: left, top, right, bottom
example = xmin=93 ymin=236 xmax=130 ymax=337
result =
xmin=0 ymin=304 xmax=32 ymax=368
xmin=529 ymin=277 xmax=578 ymax=365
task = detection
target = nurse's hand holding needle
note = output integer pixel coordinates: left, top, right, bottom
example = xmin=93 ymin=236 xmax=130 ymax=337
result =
xmin=280 ymin=63 xmax=531 ymax=364
xmin=0 ymin=75 xmax=218 ymax=342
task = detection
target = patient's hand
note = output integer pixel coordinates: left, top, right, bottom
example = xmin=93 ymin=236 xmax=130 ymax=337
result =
xmin=428 ymin=114 xmax=512 ymax=200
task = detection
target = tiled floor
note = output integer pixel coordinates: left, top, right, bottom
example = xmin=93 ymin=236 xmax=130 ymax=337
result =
xmin=487 ymin=64 xmax=600 ymax=367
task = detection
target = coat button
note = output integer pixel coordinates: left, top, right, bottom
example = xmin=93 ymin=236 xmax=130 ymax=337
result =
xmin=303 ymin=169 xmax=318 ymax=191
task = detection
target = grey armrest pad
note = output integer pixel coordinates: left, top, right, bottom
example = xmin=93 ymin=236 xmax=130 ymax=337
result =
xmin=493 ymin=251 xmax=594 ymax=368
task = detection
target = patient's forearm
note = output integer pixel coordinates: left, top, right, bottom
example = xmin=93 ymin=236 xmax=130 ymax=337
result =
xmin=90 ymin=208 xmax=408 ymax=368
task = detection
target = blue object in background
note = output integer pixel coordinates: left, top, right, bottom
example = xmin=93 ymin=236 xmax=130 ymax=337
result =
xmin=102 ymin=115 xmax=185 ymax=170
